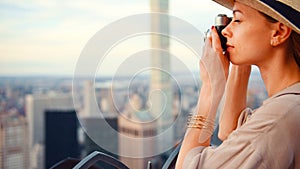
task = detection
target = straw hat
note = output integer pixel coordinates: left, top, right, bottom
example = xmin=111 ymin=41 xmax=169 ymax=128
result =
xmin=212 ymin=0 xmax=300 ymax=34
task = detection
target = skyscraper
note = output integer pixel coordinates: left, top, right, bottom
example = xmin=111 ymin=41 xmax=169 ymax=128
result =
xmin=118 ymin=1 xmax=174 ymax=168
xmin=0 ymin=111 xmax=29 ymax=169
xmin=25 ymin=93 xmax=74 ymax=169
xmin=150 ymin=0 xmax=174 ymax=152
xmin=44 ymin=110 xmax=80 ymax=169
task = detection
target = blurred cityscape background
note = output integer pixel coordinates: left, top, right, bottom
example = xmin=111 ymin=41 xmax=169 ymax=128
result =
xmin=0 ymin=0 xmax=268 ymax=169
xmin=0 ymin=71 xmax=267 ymax=169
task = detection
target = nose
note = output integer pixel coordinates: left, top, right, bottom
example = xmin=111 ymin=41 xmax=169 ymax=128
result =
xmin=221 ymin=23 xmax=232 ymax=39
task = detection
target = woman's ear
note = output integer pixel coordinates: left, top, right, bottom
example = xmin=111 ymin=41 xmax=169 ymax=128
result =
xmin=270 ymin=22 xmax=292 ymax=47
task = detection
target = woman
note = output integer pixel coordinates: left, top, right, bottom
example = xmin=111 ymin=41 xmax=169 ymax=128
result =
xmin=175 ymin=0 xmax=300 ymax=168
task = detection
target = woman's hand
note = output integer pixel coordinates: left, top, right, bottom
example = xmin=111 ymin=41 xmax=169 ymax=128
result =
xmin=175 ymin=27 xmax=230 ymax=169
xmin=195 ymin=26 xmax=230 ymax=143
xmin=198 ymin=26 xmax=230 ymax=124
xmin=200 ymin=26 xmax=230 ymax=85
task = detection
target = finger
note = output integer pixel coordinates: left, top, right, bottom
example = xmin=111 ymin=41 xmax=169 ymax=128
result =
xmin=211 ymin=26 xmax=223 ymax=55
xmin=211 ymin=26 xmax=230 ymax=78
xmin=204 ymin=28 xmax=211 ymax=42
xmin=204 ymin=32 xmax=212 ymax=49
xmin=200 ymin=31 xmax=213 ymax=62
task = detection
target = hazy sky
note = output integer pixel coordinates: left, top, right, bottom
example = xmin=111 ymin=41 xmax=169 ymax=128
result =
xmin=0 ymin=0 xmax=230 ymax=76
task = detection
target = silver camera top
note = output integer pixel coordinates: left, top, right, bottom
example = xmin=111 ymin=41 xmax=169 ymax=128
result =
xmin=215 ymin=14 xmax=231 ymax=26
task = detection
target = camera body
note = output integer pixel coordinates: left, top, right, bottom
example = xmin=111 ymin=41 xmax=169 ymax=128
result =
xmin=215 ymin=14 xmax=232 ymax=51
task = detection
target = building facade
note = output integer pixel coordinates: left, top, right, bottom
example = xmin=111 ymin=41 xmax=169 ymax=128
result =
xmin=25 ymin=93 xmax=74 ymax=169
xmin=44 ymin=110 xmax=80 ymax=169
xmin=0 ymin=111 xmax=29 ymax=169
xmin=118 ymin=110 xmax=157 ymax=169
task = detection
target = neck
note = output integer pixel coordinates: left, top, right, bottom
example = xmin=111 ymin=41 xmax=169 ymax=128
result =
xmin=259 ymin=55 xmax=300 ymax=97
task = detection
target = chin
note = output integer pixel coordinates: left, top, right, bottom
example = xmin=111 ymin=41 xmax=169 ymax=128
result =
xmin=230 ymin=58 xmax=245 ymax=65
xmin=228 ymin=56 xmax=238 ymax=65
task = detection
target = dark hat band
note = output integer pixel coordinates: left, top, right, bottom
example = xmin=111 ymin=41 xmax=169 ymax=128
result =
xmin=260 ymin=0 xmax=300 ymax=31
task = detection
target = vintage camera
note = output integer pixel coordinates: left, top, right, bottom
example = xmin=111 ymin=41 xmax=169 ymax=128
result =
xmin=215 ymin=14 xmax=232 ymax=51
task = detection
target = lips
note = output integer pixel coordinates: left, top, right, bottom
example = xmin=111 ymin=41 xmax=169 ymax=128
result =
xmin=226 ymin=43 xmax=234 ymax=50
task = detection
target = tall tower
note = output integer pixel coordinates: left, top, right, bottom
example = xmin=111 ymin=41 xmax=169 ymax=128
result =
xmin=150 ymin=0 xmax=174 ymax=151
xmin=25 ymin=93 xmax=74 ymax=169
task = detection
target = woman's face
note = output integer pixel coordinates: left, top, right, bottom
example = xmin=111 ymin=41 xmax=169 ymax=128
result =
xmin=222 ymin=2 xmax=275 ymax=66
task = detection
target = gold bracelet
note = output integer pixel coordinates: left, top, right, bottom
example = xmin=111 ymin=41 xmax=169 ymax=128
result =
xmin=188 ymin=116 xmax=215 ymax=126
xmin=187 ymin=123 xmax=214 ymax=133
xmin=187 ymin=122 xmax=214 ymax=132
xmin=187 ymin=114 xmax=215 ymax=125
xmin=187 ymin=114 xmax=215 ymax=132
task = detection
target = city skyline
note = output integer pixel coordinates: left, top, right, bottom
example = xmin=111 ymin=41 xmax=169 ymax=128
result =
xmin=0 ymin=71 xmax=267 ymax=168
xmin=0 ymin=0 xmax=230 ymax=76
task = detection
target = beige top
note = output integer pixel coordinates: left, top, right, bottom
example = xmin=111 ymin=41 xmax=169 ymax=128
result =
xmin=187 ymin=83 xmax=300 ymax=169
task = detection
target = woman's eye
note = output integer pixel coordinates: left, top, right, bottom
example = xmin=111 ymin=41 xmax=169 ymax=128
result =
xmin=234 ymin=19 xmax=241 ymax=23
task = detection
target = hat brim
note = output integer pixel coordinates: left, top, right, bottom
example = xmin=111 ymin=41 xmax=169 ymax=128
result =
xmin=212 ymin=0 xmax=300 ymax=34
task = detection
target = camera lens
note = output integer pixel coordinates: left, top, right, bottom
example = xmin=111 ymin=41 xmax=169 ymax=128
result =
xmin=215 ymin=14 xmax=231 ymax=52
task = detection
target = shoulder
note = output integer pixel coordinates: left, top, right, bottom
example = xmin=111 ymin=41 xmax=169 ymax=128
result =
xmin=267 ymin=83 xmax=300 ymax=107
xmin=243 ymin=90 xmax=300 ymax=137
xmin=241 ymin=83 xmax=300 ymax=128
xmin=255 ymin=82 xmax=300 ymax=120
